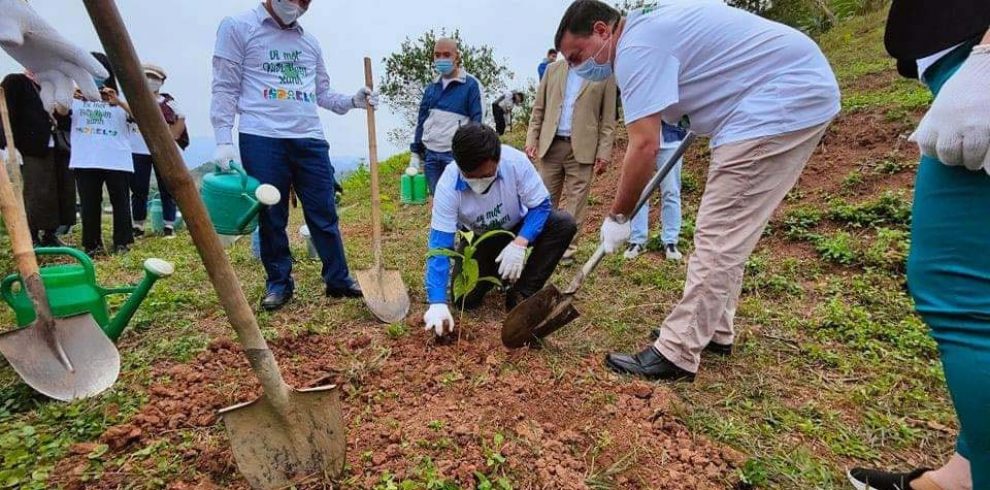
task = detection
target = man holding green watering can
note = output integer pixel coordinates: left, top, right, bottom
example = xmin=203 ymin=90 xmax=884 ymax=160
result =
xmin=210 ymin=0 xmax=379 ymax=311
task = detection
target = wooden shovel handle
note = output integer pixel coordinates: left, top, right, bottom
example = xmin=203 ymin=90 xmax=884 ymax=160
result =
xmin=0 ymin=88 xmax=54 ymax=324
xmin=363 ymin=58 xmax=383 ymax=269
xmin=83 ymin=0 xmax=291 ymax=409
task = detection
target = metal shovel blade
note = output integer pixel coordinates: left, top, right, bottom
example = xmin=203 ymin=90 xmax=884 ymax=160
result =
xmin=355 ymin=266 xmax=410 ymax=324
xmin=219 ymin=385 xmax=346 ymax=489
xmin=0 ymin=314 xmax=120 ymax=401
xmin=501 ymin=285 xmax=581 ymax=348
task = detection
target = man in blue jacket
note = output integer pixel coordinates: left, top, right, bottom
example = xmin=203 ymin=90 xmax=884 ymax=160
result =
xmin=538 ymin=49 xmax=558 ymax=80
xmin=422 ymin=124 xmax=577 ymax=337
xmin=408 ymin=38 xmax=484 ymax=195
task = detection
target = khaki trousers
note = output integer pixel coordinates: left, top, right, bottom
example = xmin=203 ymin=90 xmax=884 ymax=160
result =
xmin=539 ymin=138 xmax=594 ymax=254
xmin=655 ymin=122 xmax=831 ymax=372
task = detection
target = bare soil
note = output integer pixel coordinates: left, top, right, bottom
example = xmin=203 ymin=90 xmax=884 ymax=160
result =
xmin=54 ymin=323 xmax=741 ymax=489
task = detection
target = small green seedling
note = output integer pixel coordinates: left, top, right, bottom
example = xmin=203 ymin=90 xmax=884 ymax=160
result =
xmin=427 ymin=229 xmax=514 ymax=339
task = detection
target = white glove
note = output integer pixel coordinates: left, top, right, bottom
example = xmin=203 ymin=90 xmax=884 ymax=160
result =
xmin=424 ymin=304 xmax=455 ymax=336
xmin=495 ymin=241 xmax=527 ymax=282
xmin=910 ymin=45 xmax=990 ymax=175
xmin=0 ymin=0 xmax=108 ymax=112
xmin=352 ymin=86 xmax=379 ymax=110
xmin=1 ymin=148 xmax=22 ymax=166
xmin=213 ymin=144 xmax=239 ymax=171
xmin=600 ymin=215 xmax=631 ymax=254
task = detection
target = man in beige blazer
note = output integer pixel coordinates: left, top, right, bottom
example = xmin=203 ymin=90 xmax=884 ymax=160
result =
xmin=525 ymin=59 xmax=617 ymax=261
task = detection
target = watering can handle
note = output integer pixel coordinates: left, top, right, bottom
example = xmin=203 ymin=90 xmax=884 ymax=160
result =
xmin=215 ymin=161 xmax=250 ymax=192
xmin=35 ymin=247 xmax=98 ymax=283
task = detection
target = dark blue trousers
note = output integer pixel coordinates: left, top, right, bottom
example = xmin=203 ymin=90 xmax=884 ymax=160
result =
xmin=424 ymin=149 xmax=454 ymax=196
xmin=239 ymin=133 xmax=352 ymax=296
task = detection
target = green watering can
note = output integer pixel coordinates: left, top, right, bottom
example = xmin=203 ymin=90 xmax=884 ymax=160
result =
xmin=400 ymin=170 xmax=427 ymax=205
xmin=148 ymin=195 xmax=186 ymax=234
xmin=0 ymin=247 xmax=174 ymax=343
xmin=149 ymin=195 xmax=165 ymax=234
xmin=201 ymin=162 xmax=281 ymax=236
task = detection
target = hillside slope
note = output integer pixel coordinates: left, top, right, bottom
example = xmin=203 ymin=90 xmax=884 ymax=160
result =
xmin=0 ymin=11 xmax=951 ymax=490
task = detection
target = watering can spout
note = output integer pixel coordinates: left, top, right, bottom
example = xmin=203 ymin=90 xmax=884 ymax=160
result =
xmin=234 ymin=184 xmax=281 ymax=232
xmin=104 ymin=259 xmax=174 ymax=342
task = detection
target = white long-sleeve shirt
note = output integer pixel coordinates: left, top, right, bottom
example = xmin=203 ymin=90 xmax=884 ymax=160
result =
xmin=210 ymin=4 xmax=354 ymax=145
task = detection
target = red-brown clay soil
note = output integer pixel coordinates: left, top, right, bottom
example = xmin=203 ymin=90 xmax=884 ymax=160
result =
xmin=54 ymin=323 xmax=741 ymax=489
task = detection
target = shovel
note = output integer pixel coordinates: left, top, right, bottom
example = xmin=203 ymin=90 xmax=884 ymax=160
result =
xmin=83 ymin=2 xmax=345 ymax=487
xmin=502 ymin=133 xmax=697 ymax=348
xmin=354 ymin=57 xmax=411 ymax=324
xmin=0 ymin=87 xmax=120 ymax=401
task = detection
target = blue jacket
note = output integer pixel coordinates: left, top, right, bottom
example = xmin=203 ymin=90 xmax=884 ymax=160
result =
xmin=411 ymin=70 xmax=483 ymax=156
xmin=538 ymin=59 xmax=551 ymax=80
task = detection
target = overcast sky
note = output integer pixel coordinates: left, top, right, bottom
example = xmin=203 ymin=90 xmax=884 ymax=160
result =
xmin=1 ymin=0 xmax=575 ymax=161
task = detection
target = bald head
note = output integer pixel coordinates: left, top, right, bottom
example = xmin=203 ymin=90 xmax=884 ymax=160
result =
xmin=435 ymin=38 xmax=459 ymax=53
xmin=433 ymin=37 xmax=461 ymax=78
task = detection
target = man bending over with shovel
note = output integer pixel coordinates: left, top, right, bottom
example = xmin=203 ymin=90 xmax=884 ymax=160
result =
xmin=211 ymin=0 xmax=378 ymax=311
xmin=423 ymin=124 xmax=577 ymax=337
xmin=555 ymin=0 xmax=840 ymax=381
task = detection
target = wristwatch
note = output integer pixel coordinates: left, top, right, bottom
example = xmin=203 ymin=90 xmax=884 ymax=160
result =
xmin=608 ymin=213 xmax=628 ymax=225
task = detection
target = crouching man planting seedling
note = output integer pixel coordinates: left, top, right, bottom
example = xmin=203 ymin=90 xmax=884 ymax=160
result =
xmin=423 ymin=124 xmax=577 ymax=337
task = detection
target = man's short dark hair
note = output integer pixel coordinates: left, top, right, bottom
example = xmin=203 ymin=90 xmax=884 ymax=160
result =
xmin=452 ymin=124 xmax=501 ymax=173
xmin=547 ymin=48 xmax=558 ymax=56
xmin=554 ymin=0 xmax=621 ymax=49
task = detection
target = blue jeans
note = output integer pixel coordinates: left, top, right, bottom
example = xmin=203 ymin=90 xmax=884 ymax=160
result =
xmin=424 ymin=149 xmax=454 ymax=195
xmin=630 ymin=146 xmax=683 ymax=246
xmin=239 ymin=133 xmax=352 ymax=295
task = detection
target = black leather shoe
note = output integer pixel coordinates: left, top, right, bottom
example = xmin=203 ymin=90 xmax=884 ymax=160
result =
xmin=261 ymin=291 xmax=292 ymax=311
xmin=504 ymin=289 xmax=528 ymax=312
xmin=649 ymin=328 xmax=733 ymax=356
xmin=326 ymin=282 xmax=362 ymax=298
xmin=605 ymin=346 xmax=696 ymax=382
xmin=39 ymin=230 xmax=67 ymax=247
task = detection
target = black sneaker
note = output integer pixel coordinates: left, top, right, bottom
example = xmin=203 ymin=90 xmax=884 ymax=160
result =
xmin=113 ymin=244 xmax=130 ymax=255
xmin=847 ymin=467 xmax=931 ymax=490
xmin=163 ymin=226 xmax=175 ymax=239
xmin=132 ymin=226 xmax=145 ymax=239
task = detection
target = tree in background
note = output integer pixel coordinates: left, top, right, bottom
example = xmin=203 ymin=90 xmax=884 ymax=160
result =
xmin=380 ymin=30 xmax=513 ymax=147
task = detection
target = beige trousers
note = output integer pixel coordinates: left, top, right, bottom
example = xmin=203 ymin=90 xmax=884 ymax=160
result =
xmin=540 ymin=138 xmax=595 ymax=254
xmin=655 ymin=122 xmax=831 ymax=372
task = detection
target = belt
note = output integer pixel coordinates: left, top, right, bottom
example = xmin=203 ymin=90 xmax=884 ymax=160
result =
xmin=553 ymin=135 xmax=571 ymax=142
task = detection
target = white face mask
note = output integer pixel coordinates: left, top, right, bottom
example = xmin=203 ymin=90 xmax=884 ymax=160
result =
xmin=146 ymin=78 xmax=163 ymax=93
xmin=271 ymin=0 xmax=306 ymax=25
xmin=464 ymin=175 xmax=496 ymax=194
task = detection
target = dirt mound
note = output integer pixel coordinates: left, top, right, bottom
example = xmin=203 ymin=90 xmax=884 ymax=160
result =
xmin=54 ymin=324 xmax=740 ymax=489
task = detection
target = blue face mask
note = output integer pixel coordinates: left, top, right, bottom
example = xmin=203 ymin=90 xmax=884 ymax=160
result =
xmin=434 ymin=59 xmax=455 ymax=76
xmin=94 ymin=77 xmax=107 ymax=89
xmin=574 ymin=35 xmax=613 ymax=82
